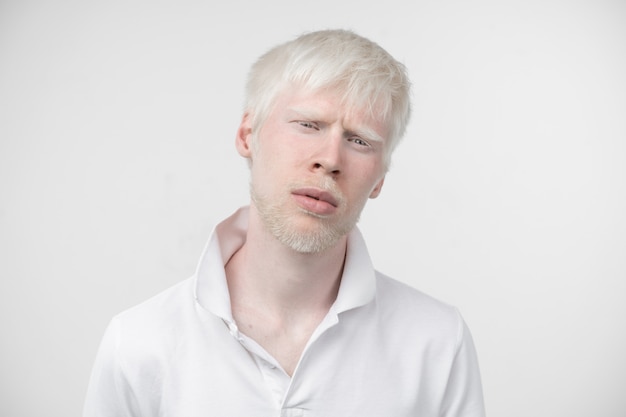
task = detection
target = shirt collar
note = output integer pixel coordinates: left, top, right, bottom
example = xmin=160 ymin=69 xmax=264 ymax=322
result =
xmin=193 ymin=206 xmax=376 ymax=321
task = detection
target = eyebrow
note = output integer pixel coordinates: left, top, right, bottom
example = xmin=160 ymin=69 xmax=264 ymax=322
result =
xmin=287 ymin=106 xmax=385 ymax=144
xmin=287 ymin=107 xmax=321 ymax=121
xmin=350 ymin=126 xmax=384 ymax=144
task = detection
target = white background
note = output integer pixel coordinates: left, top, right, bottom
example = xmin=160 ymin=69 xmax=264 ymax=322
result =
xmin=1 ymin=0 xmax=625 ymax=416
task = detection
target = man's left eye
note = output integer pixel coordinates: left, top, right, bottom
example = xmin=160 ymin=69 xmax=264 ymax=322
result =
xmin=298 ymin=121 xmax=316 ymax=129
xmin=351 ymin=137 xmax=370 ymax=147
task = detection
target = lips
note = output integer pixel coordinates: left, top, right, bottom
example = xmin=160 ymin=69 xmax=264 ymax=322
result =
xmin=292 ymin=187 xmax=339 ymax=215
xmin=293 ymin=188 xmax=338 ymax=206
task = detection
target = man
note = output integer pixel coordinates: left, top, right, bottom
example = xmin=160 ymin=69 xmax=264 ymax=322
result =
xmin=84 ymin=29 xmax=485 ymax=416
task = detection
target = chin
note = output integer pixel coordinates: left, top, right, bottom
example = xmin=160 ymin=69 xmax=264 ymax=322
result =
xmin=277 ymin=215 xmax=357 ymax=253
xmin=252 ymin=188 xmax=360 ymax=252
xmin=280 ymin=230 xmax=342 ymax=253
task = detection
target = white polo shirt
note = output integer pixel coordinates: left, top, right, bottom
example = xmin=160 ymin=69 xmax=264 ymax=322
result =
xmin=84 ymin=207 xmax=485 ymax=417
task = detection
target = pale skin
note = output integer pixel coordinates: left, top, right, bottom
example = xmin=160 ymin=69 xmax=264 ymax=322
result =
xmin=225 ymin=87 xmax=389 ymax=376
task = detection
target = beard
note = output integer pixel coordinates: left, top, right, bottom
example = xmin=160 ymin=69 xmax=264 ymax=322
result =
xmin=250 ymin=178 xmax=363 ymax=253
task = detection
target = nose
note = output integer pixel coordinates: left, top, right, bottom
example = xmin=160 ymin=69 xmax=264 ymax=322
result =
xmin=310 ymin=133 xmax=343 ymax=176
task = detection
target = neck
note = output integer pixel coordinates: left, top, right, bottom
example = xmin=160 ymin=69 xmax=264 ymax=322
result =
xmin=224 ymin=206 xmax=347 ymax=375
xmin=226 ymin=206 xmax=346 ymax=318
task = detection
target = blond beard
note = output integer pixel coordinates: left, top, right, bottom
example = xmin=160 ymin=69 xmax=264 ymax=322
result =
xmin=250 ymin=179 xmax=361 ymax=253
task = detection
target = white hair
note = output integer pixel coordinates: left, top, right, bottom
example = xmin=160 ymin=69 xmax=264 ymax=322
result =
xmin=244 ymin=29 xmax=412 ymax=166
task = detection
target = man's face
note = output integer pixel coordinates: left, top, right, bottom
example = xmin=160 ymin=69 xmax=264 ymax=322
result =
xmin=237 ymin=87 xmax=388 ymax=253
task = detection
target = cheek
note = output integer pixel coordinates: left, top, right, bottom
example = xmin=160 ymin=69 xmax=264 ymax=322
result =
xmin=259 ymin=145 xmax=303 ymax=178
xmin=345 ymin=180 xmax=376 ymax=205
xmin=250 ymin=150 xmax=287 ymax=191
xmin=355 ymin=174 xmax=385 ymax=201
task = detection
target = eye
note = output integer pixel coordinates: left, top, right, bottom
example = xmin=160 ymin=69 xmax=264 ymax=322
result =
xmin=350 ymin=137 xmax=370 ymax=147
xmin=297 ymin=121 xmax=319 ymax=130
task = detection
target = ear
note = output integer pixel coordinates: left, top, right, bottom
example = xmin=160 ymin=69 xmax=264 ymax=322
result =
xmin=369 ymin=176 xmax=385 ymax=199
xmin=235 ymin=112 xmax=253 ymax=158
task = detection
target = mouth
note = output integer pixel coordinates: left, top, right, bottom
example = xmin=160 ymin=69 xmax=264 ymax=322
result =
xmin=293 ymin=188 xmax=339 ymax=207
xmin=291 ymin=187 xmax=340 ymax=215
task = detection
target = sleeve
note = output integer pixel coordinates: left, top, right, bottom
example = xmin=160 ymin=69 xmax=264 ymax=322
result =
xmin=83 ymin=317 xmax=142 ymax=417
xmin=440 ymin=314 xmax=486 ymax=417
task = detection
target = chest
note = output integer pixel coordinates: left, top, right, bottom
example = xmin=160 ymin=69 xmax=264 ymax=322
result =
xmin=139 ymin=316 xmax=451 ymax=417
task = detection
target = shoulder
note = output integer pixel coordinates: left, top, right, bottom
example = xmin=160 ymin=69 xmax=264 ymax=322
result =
xmin=86 ymin=278 xmax=205 ymax=413
xmin=375 ymin=272 xmax=456 ymax=313
xmin=374 ymin=272 xmax=465 ymax=341
xmin=106 ymin=278 xmax=197 ymax=359
xmin=116 ymin=277 xmax=195 ymax=326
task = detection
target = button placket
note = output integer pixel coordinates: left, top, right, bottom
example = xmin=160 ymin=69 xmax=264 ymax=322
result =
xmin=257 ymin=357 xmax=289 ymax=406
xmin=230 ymin=328 xmax=291 ymax=407
xmin=280 ymin=408 xmax=305 ymax=417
